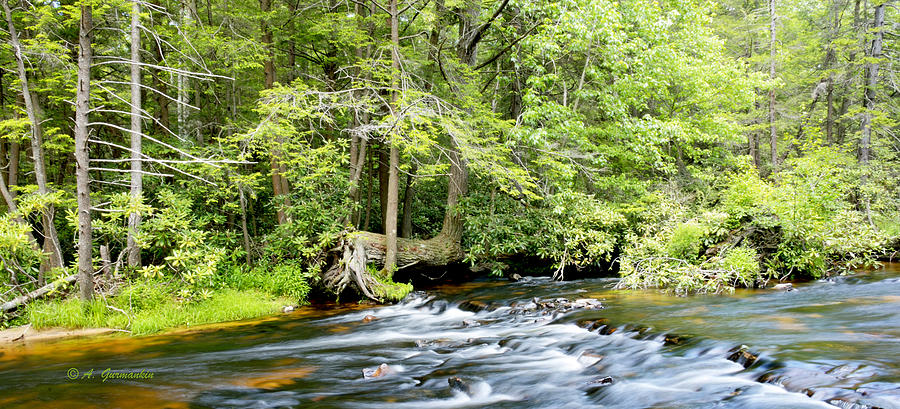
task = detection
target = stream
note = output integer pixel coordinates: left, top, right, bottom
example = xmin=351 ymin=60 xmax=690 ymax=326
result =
xmin=1 ymin=263 xmax=898 ymax=408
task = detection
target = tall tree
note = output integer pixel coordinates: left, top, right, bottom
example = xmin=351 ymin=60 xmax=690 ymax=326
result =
xmin=260 ymin=0 xmax=290 ymax=225
xmin=127 ymin=0 xmax=142 ymax=267
xmin=383 ymin=0 xmax=401 ymax=273
xmin=3 ymin=0 xmax=65 ymax=273
xmin=859 ymin=2 xmax=885 ymax=165
xmin=74 ymin=1 xmax=94 ymax=301
xmin=768 ymin=0 xmax=777 ymax=167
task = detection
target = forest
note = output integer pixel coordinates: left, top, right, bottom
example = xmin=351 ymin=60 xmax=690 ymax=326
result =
xmin=0 ymin=0 xmax=898 ymax=332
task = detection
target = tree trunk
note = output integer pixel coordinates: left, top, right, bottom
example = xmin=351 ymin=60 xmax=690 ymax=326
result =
xmin=3 ymin=0 xmax=64 ymax=271
xmin=384 ymin=146 xmax=399 ymax=272
xmin=260 ymin=0 xmax=290 ymax=225
xmin=363 ymin=150 xmax=374 ymax=230
xmin=768 ymin=0 xmax=777 ymax=168
xmin=151 ymin=28 xmax=170 ymax=132
xmin=261 ymin=0 xmax=275 ymax=89
xmin=322 ymin=231 xmax=464 ymax=301
xmin=749 ymin=133 xmax=759 ymax=167
xmin=825 ymin=78 xmax=834 ymax=144
xmin=857 ymin=2 xmax=883 ymax=227
xmin=378 ymin=145 xmax=389 ymax=230
xmin=349 ymin=1 xmax=375 ymax=228
xmin=99 ymin=244 xmax=111 ymax=277
xmin=400 ymin=164 xmax=416 ymax=238
xmin=177 ymin=1 xmax=190 ymax=139
xmin=1 ymin=142 xmax=7 ymax=185
xmin=352 ymin=232 xmax=463 ymax=268
xmin=440 ymin=147 xmax=468 ymax=244
xmin=383 ymin=0 xmax=401 ymax=273
xmin=859 ymin=3 xmax=884 ymax=165
xmin=74 ymin=3 xmax=95 ymax=301
xmin=348 ymin=135 xmax=368 ymax=225
xmin=8 ymin=140 xmax=18 ymax=194
xmin=746 ymin=33 xmax=760 ymax=168
xmin=127 ymin=0 xmax=143 ymax=267
xmin=239 ymin=186 xmax=252 ymax=265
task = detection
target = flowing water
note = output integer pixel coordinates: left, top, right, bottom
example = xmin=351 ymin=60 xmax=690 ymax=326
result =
xmin=1 ymin=263 xmax=898 ymax=409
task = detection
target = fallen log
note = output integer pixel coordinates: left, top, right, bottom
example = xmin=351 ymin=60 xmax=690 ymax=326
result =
xmin=322 ymin=231 xmax=464 ymax=301
xmin=1 ymin=269 xmax=105 ymax=313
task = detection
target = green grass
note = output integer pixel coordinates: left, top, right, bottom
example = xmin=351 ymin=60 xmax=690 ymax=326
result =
xmin=26 ymin=288 xmax=287 ymax=336
xmin=220 ymin=261 xmax=312 ymax=303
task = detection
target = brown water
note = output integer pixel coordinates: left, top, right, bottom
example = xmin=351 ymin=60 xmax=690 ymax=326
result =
xmin=1 ymin=263 xmax=898 ymax=408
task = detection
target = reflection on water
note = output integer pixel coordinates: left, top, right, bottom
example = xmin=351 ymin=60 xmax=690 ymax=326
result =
xmin=1 ymin=264 xmax=898 ymax=408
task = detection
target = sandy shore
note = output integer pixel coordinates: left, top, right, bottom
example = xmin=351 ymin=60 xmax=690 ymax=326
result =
xmin=0 ymin=325 xmax=119 ymax=346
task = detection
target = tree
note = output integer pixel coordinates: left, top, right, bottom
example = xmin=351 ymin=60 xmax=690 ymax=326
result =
xmin=260 ymin=0 xmax=290 ymax=226
xmin=127 ymin=0 xmax=142 ymax=267
xmin=382 ymin=0 xmax=401 ymax=273
xmin=859 ymin=2 xmax=885 ymax=165
xmin=2 ymin=0 xmax=65 ymax=276
xmin=768 ymin=0 xmax=777 ymax=168
xmin=74 ymin=1 xmax=94 ymax=301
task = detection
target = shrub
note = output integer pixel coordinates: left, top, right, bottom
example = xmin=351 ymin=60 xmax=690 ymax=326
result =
xmin=464 ymin=190 xmax=625 ymax=276
xmin=718 ymin=246 xmax=762 ymax=287
xmin=619 ymin=147 xmax=892 ymax=293
xmin=666 ymin=222 xmax=705 ymax=261
xmin=221 ymin=261 xmax=313 ymax=303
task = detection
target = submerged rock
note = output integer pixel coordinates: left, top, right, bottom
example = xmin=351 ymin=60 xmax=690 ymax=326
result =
xmin=577 ymin=352 xmax=604 ymax=366
xmin=362 ymin=315 xmax=378 ymax=323
xmin=415 ymin=338 xmax=472 ymax=348
xmin=664 ymin=334 xmax=688 ymax=345
xmin=588 ymin=376 xmax=614 ymax=385
xmin=727 ymin=345 xmax=759 ymax=368
xmin=772 ymin=283 xmax=795 ymax=291
xmin=577 ymin=318 xmax=610 ymax=332
xmin=509 ymin=297 xmax=604 ymax=315
xmin=573 ymin=298 xmax=603 ymax=308
xmin=448 ymin=377 xmax=471 ymax=395
xmin=362 ymin=363 xmax=392 ymax=379
xmin=458 ymin=300 xmax=490 ymax=312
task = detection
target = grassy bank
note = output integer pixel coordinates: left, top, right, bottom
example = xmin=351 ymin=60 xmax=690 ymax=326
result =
xmin=6 ymin=257 xmax=317 ymax=336
xmin=25 ymin=286 xmax=290 ymax=336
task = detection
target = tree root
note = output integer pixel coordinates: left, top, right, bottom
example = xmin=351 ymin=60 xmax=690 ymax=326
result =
xmin=322 ymin=231 xmax=464 ymax=302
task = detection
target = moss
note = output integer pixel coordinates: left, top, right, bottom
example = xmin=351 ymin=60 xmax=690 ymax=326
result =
xmin=367 ymin=264 xmax=412 ymax=302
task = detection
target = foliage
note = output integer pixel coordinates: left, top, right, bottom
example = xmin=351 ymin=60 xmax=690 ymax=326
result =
xmin=619 ymin=148 xmax=893 ymax=293
xmin=119 ymin=190 xmax=227 ymax=298
xmin=729 ymin=150 xmax=890 ymax=277
xmin=1 ymin=0 xmax=898 ymax=331
xmin=666 ymin=222 xmax=706 ymax=262
xmin=0 ymin=216 xmax=43 ymax=284
xmin=464 ymin=189 xmax=625 ymax=276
